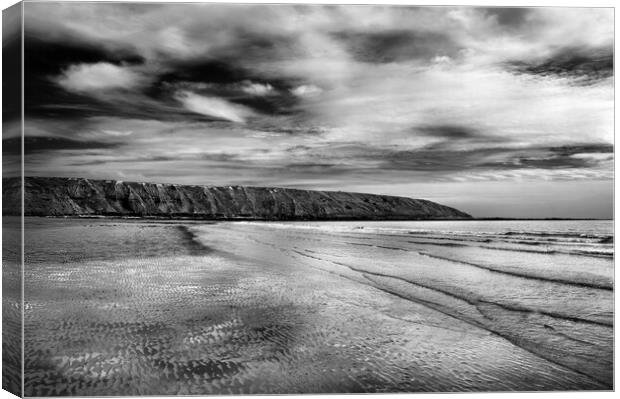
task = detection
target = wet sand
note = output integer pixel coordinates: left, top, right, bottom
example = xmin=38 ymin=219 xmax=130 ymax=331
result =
xmin=22 ymin=218 xmax=613 ymax=395
xmin=2 ymin=217 xmax=22 ymax=395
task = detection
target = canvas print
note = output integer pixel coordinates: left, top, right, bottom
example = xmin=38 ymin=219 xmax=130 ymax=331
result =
xmin=2 ymin=1 xmax=614 ymax=396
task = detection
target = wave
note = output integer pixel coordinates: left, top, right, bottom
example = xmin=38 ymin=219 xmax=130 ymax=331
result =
xmin=294 ymin=249 xmax=612 ymax=326
xmin=405 ymin=238 xmax=613 ymax=259
xmin=290 ymin=248 xmax=611 ymax=387
xmin=405 ymin=229 xmax=612 ymax=243
xmin=343 ymin=242 xmax=612 ymax=290
xmin=500 ymin=231 xmax=613 ymax=240
xmin=477 ymin=245 xmax=613 ymax=259
xmin=418 ymin=252 xmax=613 ymax=291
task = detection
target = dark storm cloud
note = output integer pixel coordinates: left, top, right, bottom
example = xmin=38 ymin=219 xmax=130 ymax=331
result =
xmin=230 ymin=97 xmax=292 ymax=116
xmin=23 ymin=35 xmax=150 ymax=120
xmin=377 ymin=146 xmax=503 ymax=172
xmin=288 ymin=140 xmax=613 ymax=174
xmin=23 ymin=31 xmax=302 ymax=123
xmin=508 ymin=47 xmax=613 ymax=83
xmin=2 ymin=3 xmax=22 ymax=177
xmin=26 ymin=86 xmax=225 ymax=123
xmin=71 ymin=151 xmax=244 ymax=167
xmin=202 ymin=29 xmax=301 ymax=65
xmin=3 ymin=18 xmax=21 ymax=122
xmin=477 ymin=150 xmax=609 ymax=170
xmin=480 ymin=7 xmax=532 ymax=28
xmin=260 ymin=126 xmax=326 ymax=136
xmin=22 ymin=37 xmax=240 ymax=123
xmin=2 ymin=136 xmax=121 ymax=156
xmin=24 ymin=35 xmax=303 ymax=123
xmin=24 ymin=34 xmax=143 ymax=73
xmin=380 ymin=143 xmax=613 ymax=172
xmin=24 ymin=35 xmax=179 ymax=123
xmin=153 ymin=71 xmax=303 ymax=117
xmin=499 ymin=156 xmax=590 ymax=170
xmin=549 ymin=144 xmax=613 ymax=156
xmin=414 ymin=124 xmax=507 ymax=147
xmin=417 ymin=124 xmax=482 ymax=139
xmin=407 ymin=124 xmax=509 ymax=154
xmin=334 ymin=29 xmax=460 ymax=63
xmin=154 ymin=61 xmax=254 ymax=87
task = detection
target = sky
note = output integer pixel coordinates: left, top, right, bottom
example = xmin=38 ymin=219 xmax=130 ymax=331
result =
xmin=3 ymin=2 xmax=614 ymax=218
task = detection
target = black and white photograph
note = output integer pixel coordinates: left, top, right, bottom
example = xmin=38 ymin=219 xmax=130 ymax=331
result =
xmin=1 ymin=0 xmax=615 ymax=396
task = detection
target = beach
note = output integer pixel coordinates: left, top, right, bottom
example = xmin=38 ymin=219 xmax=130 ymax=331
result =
xmin=22 ymin=218 xmax=613 ymax=395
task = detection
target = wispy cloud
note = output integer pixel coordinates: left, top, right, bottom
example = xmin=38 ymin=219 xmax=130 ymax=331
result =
xmin=173 ymin=91 xmax=253 ymax=123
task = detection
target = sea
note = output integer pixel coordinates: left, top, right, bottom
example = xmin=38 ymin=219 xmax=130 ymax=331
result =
xmin=9 ymin=217 xmax=614 ymax=395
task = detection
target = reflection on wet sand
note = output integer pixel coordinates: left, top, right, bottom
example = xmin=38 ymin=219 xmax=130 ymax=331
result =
xmin=23 ymin=218 xmax=613 ymax=395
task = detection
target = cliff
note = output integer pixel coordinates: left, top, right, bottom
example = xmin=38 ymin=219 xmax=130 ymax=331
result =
xmin=3 ymin=176 xmax=472 ymax=220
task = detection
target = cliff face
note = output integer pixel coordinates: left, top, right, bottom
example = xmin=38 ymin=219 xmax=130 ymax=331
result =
xmin=3 ymin=177 xmax=472 ymax=220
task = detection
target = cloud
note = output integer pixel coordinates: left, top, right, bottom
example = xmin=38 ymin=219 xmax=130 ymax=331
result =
xmin=416 ymin=124 xmax=489 ymax=140
xmin=53 ymin=62 xmax=147 ymax=93
xmin=432 ymin=55 xmax=452 ymax=65
xmin=241 ymin=81 xmax=275 ymax=96
xmin=100 ymin=129 xmax=133 ymax=137
xmin=290 ymin=84 xmax=322 ymax=97
xmin=3 ymin=136 xmax=121 ymax=156
xmin=508 ymin=46 xmax=613 ymax=84
xmin=173 ymin=90 xmax=253 ymax=123
xmin=334 ymin=29 xmax=459 ymax=64
xmin=480 ymin=8 xmax=532 ymax=29
xmin=571 ymin=153 xmax=613 ymax=162
xmin=20 ymin=4 xmax=614 ymax=217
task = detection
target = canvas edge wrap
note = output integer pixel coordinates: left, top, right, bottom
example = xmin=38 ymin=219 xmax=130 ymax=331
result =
xmin=2 ymin=1 xmax=24 ymax=397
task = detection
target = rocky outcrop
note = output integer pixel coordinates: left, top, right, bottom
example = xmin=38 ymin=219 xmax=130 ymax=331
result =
xmin=3 ymin=176 xmax=472 ymax=220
